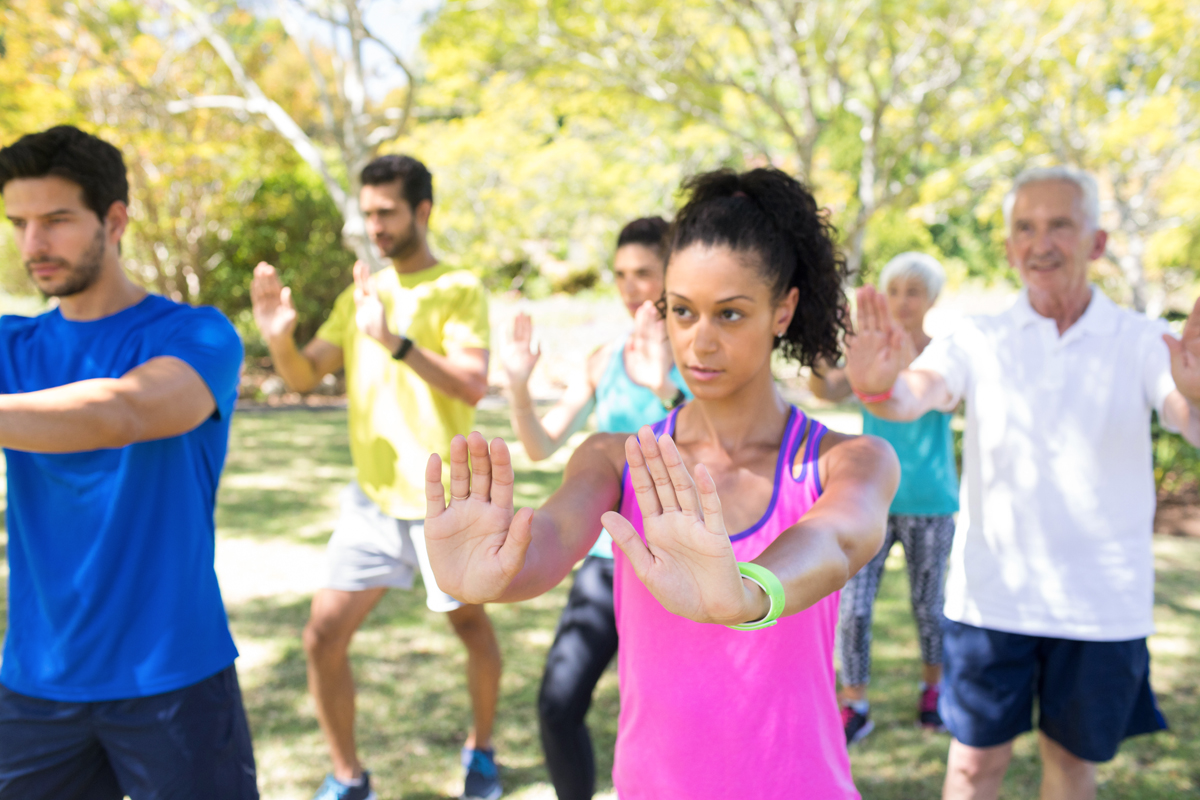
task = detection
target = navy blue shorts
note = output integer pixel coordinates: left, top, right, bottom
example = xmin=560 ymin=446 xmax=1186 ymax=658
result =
xmin=0 ymin=664 xmax=258 ymax=800
xmin=940 ymin=619 xmax=1167 ymax=762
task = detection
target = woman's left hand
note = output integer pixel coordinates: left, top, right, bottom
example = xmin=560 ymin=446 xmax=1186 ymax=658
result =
xmin=602 ymin=427 xmax=768 ymax=625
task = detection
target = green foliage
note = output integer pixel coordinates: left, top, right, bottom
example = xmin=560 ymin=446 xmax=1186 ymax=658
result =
xmin=1153 ymin=415 xmax=1200 ymax=499
xmin=200 ymin=166 xmax=355 ymax=356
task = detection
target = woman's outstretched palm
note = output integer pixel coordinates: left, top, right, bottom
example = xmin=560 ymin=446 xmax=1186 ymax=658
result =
xmin=844 ymin=285 xmax=916 ymax=396
xmin=602 ymin=428 xmax=754 ymax=625
xmin=424 ymin=432 xmax=534 ymax=604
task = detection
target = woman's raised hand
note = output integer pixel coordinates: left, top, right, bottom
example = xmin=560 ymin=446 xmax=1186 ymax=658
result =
xmin=502 ymin=312 xmax=541 ymax=388
xmin=844 ymin=285 xmax=916 ymax=396
xmin=602 ymin=429 xmax=761 ymax=625
xmin=624 ymin=301 xmax=673 ymax=395
xmin=424 ymin=432 xmax=535 ymax=604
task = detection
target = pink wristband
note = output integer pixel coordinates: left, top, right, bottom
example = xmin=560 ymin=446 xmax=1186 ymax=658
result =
xmin=853 ymin=386 xmax=894 ymax=403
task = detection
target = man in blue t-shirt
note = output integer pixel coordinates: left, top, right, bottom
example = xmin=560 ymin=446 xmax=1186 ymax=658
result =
xmin=0 ymin=126 xmax=256 ymax=799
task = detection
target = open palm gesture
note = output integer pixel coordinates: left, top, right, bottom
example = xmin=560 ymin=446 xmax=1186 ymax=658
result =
xmin=624 ymin=301 xmax=674 ymax=395
xmin=423 ymin=432 xmax=534 ymax=604
xmin=844 ymin=285 xmax=916 ymax=396
xmin=249 ymin=262 xmax=298 ymax=342
xmin=602 ymin=428 xmax=757 ymax=625
xmin=502 ymin=312 xmax=541 ymax=388
xmin=1165 ymin=295 xmax=1200 ymax=404
xmin=352 ymin=260 xmax=392 ymax=345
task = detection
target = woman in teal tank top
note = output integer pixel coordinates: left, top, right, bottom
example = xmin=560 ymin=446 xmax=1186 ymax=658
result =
xmin=809 ymin=252 xmax=959 ymax=745
xmin=501 ymin=218 xmax=690 ymax=800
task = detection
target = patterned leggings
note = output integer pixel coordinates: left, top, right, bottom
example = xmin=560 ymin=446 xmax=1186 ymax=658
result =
xmin=837 ymin=514 xmax=955 ymax=687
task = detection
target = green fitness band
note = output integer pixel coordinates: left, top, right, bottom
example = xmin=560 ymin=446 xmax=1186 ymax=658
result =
xmin=727 ymin=562 xmax=785 ymax=631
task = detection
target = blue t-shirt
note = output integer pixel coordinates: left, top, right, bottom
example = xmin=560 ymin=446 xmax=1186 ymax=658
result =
xmin=0 ymin=295 xmax=243 ymax=702
xmin=861 ymin=409 xmax=959 ymax=516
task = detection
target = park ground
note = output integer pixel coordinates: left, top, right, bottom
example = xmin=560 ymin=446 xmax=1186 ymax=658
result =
xmin=0 ymin=291 xmax=1198 ymax=798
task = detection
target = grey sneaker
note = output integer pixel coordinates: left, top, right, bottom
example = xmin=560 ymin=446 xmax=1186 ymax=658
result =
xmin=461 ymin=747 xmax=502 ymax=800
xmin=312 ymin=771 xmax=377 ymax=800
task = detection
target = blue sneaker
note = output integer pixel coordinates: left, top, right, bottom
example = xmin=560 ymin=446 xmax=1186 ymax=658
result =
xmin=312 ymin=771 xmax=377 ymax=800
xmin=461 ymin=747 xmax=502 ymax=800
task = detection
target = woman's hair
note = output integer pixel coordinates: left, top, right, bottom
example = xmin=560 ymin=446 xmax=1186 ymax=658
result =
xmin=668 ymin=168 xmax=848 ymax=367
xmin=878 ymin=251 xmax=946 ymax=300
xmin=617 ymin=216 xmax=670 ymax=261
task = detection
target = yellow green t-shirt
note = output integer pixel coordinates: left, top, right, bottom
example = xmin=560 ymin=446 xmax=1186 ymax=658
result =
xmin=316 ymin=263 xmax=489 ymax=519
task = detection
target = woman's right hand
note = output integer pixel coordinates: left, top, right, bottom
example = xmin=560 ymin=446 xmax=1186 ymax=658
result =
xmin=845 ymin=285 xmax=915 ymax=397
xmin=424 ymin=432 xmax=535 ymax=604
xmin=502 ymin=312 xmax=541 ymax=388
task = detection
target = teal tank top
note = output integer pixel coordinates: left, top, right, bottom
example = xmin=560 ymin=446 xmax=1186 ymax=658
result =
xmin=861 ymin=409 xmax=959 ymax=516
xmin=589 ymin=340 xmax=693 ymax=558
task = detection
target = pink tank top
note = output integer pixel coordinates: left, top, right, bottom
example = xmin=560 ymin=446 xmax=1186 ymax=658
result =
xmin=612 ymin=405 xmax=858 ymax=800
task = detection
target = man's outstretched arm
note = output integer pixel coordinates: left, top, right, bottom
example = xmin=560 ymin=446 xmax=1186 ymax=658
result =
xmin=0 ymin=356 xmax=220 ymax=453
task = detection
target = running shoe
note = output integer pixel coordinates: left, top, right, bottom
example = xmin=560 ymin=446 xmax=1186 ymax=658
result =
xmin=312 ymin=770 xmax=376 ymax=800
xmin=918 ymin=683 xmax=945 ymax=730
xmin=841 ymin=704 xmax=875 ymax=745
xmin=461 ymin=746 xmax=502 ymax=800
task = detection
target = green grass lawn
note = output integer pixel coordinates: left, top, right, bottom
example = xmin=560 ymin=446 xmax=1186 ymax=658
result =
xmin=1 ymin=406 xmax=1199 ymax=798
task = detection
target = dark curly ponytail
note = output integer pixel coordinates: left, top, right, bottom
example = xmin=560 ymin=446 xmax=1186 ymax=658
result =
xmin=668 ymin=168 xmax=849 ymax=368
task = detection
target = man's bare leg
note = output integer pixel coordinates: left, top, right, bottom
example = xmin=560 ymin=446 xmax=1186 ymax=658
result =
xmin=1039 ymin=732 xmax=1096 ymax=800
xmin=943 ymin=738 xmax=1014 ymax=800
xmin=303 ymin=587 xmax=388 ymax=782
xmin=447 ymin=603 xmax=502 ymax=750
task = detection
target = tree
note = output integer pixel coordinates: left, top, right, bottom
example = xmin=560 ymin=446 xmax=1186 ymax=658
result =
xmin=425 ymin=0 xmax=1001 ymax=279
xmin=163 ymin=0 xmax=419 ymax=264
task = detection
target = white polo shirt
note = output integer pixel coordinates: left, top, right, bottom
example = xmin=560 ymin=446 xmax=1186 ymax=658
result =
xmin=910 ymin=287 xmax=1177 ymax=640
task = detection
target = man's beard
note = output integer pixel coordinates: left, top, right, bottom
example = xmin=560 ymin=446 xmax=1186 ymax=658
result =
xmin=25 ymin=227 xmax=106 ymax=298
xmin=381 ymin=219 xmax=420 ymax=260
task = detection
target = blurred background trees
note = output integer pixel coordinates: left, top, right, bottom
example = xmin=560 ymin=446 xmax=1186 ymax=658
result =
xmin=1 ymin=0 xmax=1198 ymax=339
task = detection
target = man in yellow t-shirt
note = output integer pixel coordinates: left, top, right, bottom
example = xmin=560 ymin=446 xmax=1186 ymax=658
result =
xmin=250 ymin=155 xmax=503 ymax=800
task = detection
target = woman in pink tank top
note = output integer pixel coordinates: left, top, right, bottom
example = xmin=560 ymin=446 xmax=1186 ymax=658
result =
xmin=423 ymin=168 xmax=900 ymax=799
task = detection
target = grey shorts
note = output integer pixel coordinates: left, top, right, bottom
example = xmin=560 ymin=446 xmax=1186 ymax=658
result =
xmin=325 ymin=482 xmax=461 ymax=613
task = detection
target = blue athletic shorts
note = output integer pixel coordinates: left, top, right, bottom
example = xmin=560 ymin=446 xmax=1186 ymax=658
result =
xmin=940 ymin=619 xmax=1167 ymax=762
xmin=0 ymin=664 xmax=259 ymax=800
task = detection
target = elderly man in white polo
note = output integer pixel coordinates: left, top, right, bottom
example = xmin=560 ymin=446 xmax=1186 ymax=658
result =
xmin=845 ymin=165 xmax=1200 ymax=800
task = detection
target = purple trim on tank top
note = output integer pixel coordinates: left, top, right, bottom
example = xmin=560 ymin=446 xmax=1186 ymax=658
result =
xmin=809 ymin=425 xmax=828 ymax=495
xmin=624 ymin=405 xmax=802 ymax=542
xmin=727 ymin=406 xmax=797 ymax=542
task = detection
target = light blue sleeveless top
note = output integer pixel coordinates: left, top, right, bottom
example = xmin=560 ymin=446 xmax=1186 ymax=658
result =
xmin=589 ymin=340 xmax=692 ymax=558
xmin=861 ymin=409 xmax=959 ymax=516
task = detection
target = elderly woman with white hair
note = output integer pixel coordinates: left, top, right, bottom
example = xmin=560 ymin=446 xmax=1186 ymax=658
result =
xmin=808 ymin=252 xmax=959 ymax=745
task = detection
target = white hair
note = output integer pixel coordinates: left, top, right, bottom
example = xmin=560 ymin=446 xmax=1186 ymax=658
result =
xmin=1002 ymin=165 xmax=1101 ymax=232
xmin=877 ymin=251 xmax=946 ymax=300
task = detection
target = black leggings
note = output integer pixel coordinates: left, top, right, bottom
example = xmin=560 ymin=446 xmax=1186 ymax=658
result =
xmin=538 ymin=555 xmax=618 ymax=800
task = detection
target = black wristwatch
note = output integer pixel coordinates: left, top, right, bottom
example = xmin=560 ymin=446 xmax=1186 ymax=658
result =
xmin=391 ymin=335 xmax=414 ymax=361
xmin=665 ymin=386 xmax=686 ymax=409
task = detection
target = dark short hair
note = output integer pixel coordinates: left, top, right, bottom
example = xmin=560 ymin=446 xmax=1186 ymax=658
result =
xmin=360 ymin=155 xmax=433 ymax=211
xmin=669 ymin=168 xmax=848 ymax=368
xmin=617 ymin=216 xmax=669 ymax=260
xmin=0 ymin=126 xmax=128 ymax=221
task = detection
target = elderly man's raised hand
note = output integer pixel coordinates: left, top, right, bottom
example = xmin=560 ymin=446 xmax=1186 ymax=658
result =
xmin=1164 ymin=295 xmax=1200 ymax=403
xmin=844 ymin=286 xmax=915 ymax=397
xmin=424 ymin=432 xmax=534 ymax=604
xmin=249 ymin=262 xmax=298 ymax=343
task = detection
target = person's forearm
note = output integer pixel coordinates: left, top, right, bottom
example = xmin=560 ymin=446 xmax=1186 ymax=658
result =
xmin=266 ymin=335 xmax=321 ymax=393
xmin=807 ymin=364 xmax=852 ymax=402
xmin=0 ymin=381 xmax=175 ymax=452
xmin=381 ymin=330 xmax=486 ymax=405
xmin=494 ymin=512 xmax=594 ymax=602
xmin=507 ymin=379 xmax=559 ymax=461
xmin=859 ymin=371 xmax=937 ymax=422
